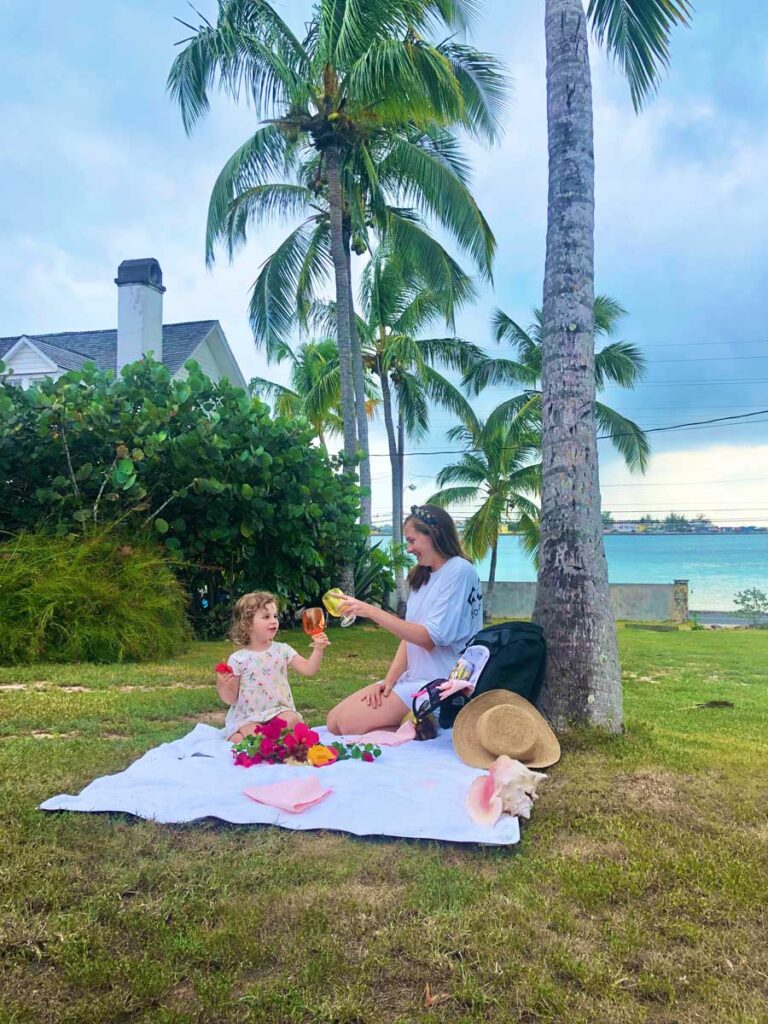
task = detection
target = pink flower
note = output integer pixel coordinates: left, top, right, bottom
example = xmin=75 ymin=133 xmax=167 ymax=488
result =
xmin=259 ymin=738 xmax=276 ymax=757
xmin=215 ymin=662 xmax=233 ymax=674
xmin=361 ymin=752 xmax=374 ymax=763
xmin=283 ymin=733 xmax=297 ymax=749
xmin=294 ymin=723 xmax=320 ymax=746
xmin=262 ymin=717 xmax=286 ymax=740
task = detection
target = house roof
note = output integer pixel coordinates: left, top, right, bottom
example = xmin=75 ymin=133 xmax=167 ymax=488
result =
xmin=0 ymin=321 xmax=220 ymax=376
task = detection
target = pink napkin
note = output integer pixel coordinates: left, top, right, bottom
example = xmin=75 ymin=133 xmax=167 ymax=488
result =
xmin=243 ymin=776 xmax=332 ymax=813
xmin=340 ymin=720 xmax=416 ymax=746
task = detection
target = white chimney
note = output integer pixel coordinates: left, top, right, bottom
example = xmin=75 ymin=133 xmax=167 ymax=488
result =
xmin=115 ymin=258 xmax=165 ymax=370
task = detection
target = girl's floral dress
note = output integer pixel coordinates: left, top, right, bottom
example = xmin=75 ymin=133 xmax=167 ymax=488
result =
xmin=224 ymin=643 xmax=300 ymax=737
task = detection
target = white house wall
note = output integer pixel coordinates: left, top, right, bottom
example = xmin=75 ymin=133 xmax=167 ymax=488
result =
xmin=175 ymin=338 xmax=221 ymax=382
xmin=4 ymin=342 xmax=54 ymax=375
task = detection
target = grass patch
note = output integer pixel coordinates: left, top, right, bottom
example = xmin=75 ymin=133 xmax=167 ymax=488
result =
xmin=0 ymin=532 xmax=190 ymax=665
xmin=1 ymin=625 xmax=767 ymax=1023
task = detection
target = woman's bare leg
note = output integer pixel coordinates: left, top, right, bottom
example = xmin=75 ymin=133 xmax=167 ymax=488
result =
xmin=326 ymin=688 xmax=408 ymax=735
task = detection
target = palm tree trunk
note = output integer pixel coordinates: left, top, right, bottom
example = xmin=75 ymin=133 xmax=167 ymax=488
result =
xmin=326 ymin=147 xmax=357 ymax=595
xmin=378 ymin=357 xmax=406 ymax=614
xmin=533 ymin=0 xmax=622 ymax=732
xmin=396 ymin=409 xmax=407 ymax=616
xmin=485 ymin=537 xmax=497 ymax=624
xmin=344 ymin=225 xmax=372 ymax=531
xmin=325 ymin=148 xmax=358 ymax=468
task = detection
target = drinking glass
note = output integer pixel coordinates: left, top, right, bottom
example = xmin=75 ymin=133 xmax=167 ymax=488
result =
xmin=322 ymin=588 xmax=356 ymax=627
xmin=301 ymin=607 xmax=326 ymax=637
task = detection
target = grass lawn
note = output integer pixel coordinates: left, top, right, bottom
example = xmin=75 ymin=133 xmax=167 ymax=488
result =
xmin=1 ymin=624 xmax=767 ymax=1024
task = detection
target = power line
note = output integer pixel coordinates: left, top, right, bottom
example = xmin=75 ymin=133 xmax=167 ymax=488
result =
xmin=364 ymin=408 xmax=768 ymax=458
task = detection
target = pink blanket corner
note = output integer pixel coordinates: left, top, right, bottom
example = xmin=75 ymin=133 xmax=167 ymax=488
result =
xmin=340 ymin=720 xmax=416 ymax=746
xmin=243 ymin=775 xmax=332 ymax=813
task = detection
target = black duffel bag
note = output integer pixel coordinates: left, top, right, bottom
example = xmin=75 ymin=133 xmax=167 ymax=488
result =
xmin=438 ymin=621 xmax=546 ymax=729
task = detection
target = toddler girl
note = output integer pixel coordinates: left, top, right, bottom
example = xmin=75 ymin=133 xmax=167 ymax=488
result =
xmin=216 ymin=591 xmax=329 ymax=743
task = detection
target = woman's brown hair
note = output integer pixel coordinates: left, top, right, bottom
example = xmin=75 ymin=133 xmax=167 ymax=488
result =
xmin=404 ymin=504 xmax=471 ymax=591
xmin=228 ymin=591 xmax=278 ymax=646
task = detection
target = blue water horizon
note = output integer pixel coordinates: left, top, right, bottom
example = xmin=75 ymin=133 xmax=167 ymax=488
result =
xmin=374 ymin=533 xmax=768 ymax=611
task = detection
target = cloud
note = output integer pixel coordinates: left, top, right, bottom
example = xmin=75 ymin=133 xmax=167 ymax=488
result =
xmin=600 ymin=443 xmax=768 ymax=525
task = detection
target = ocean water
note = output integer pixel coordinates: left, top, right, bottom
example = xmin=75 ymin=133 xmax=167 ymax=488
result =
xmin=376 ymin=534 xmax=768 ymax=611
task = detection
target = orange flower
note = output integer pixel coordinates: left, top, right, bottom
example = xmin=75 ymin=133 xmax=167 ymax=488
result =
xmin=306 ymin=743 xmax=339 ymax=767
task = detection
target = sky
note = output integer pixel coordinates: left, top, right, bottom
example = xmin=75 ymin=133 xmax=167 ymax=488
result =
xmin=1 ymin=0 xmax=767 ymax=527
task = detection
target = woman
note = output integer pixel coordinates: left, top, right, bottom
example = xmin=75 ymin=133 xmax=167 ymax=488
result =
xmin=326 ymin=505 xmax=483 ymax=735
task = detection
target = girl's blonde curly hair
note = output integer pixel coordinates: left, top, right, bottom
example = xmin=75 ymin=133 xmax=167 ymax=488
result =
xmin=228 ymin=591 xmax=279 ymax=647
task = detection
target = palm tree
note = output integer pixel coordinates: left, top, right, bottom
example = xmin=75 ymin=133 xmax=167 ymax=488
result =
xmin=428 ymin=421 xmax=541 ymax=621
xmin=168 ymin=0 xmax=506 ymax=531
xmin=317 ymin=246 xmax=482 ymax=609
xmin=249 ymin=337 xmax=379 ymax=450
xmin=537 ymin=0 xmax=691 ymax=730
xmin=463 ymin=295 xmax=650 ymax=472
xmin=362 ymin=249 xmax=483 ymax=609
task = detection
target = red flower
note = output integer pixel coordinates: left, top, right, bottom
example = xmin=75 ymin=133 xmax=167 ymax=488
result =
xmin=294 ymin=722 xmax=320 ymax=746
xmin=259 ymin=738 xmax=276 ymax=757
xmin=361 ymin=752 xmax=374 ymax=763
xmin=283 ymin=733 xmax=297 ymax=749
xmin=262 ymin=717 xmax=286 ymax=740
xmin=215 ymin=662 xmax=233 ymax=674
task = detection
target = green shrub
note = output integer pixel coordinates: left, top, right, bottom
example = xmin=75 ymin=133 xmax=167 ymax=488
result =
xmin=0 ymin=358 xmax=363 ymax=617
xmin=0 ymin=531 xmax=191 ymax=664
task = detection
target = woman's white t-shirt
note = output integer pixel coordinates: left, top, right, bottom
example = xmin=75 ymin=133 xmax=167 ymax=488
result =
xmin=391 ymin=556 xmax=483 ymax=704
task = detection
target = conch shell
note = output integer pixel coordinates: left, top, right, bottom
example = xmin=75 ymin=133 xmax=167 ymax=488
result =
xmin=466 ymin=755 xmax=547 ymax=827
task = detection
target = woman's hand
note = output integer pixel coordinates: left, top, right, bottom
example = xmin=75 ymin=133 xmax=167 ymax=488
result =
xmin=338 ymin=594 xmax=376 ymax=620
xmin=359 ymin=680 xmax=394 ymax=708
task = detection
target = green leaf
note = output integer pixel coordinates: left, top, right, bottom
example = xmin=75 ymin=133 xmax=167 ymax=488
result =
xmin=154 ymin=518 xmax=170 ymax=534
xmin=72 ymin=509 xmax=90 ymax=523
xmin=240 ymin=523 xmax=254 ymax=538
xmin=241 ymin=483 xmax=254 ymax=498
xmin=117 ymin=458 xmax=133 ymax=475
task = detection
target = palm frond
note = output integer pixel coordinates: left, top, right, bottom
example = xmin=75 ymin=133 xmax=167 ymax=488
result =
xmin=428 ymin=484 xmax=482 ymax=507
xmin=416 ymin=336 xmax=485 ymax=375
xmin=394 ymin=371 xmax=430 ymax=439
xmin=593 ymin=293 xmax=627 ymax=335
xmin=380 ymin=137 xmax=495 ymax=278
xmin=205 ymin=125 xmax=296 ymax=265
xmin=462 ymin=356 xmax=538 ymax=395
xmin=422 ymin=365 xmax=477 ymax=424
xmin=224 ymin=184 xmax=318 ymax=262
xmin=587 ymin=0 xmax=692 ymax=111
xmin=168 ymin=2 xmax=309 ymax=130
xmin=461 ymin=493 xmax=507 ymax=561
xmin=511 ymin=509 xmax=540 ymax=567
xmin=484 ymin=392 xmax=542 ymax=436
xmin=594 ymin=340 xmax=646 ymax=390
xmin=595 ymin=401 xmax=650 ymax=473
xmin=436 ymin=41 xmax=509 ymax=143
xmin=433 ymin=459 xmax=486 ymax=488
xmin=295 ymin=220 xmax=333 ymax=325
xmin=346 ymin=38 xmax=465 ymax=127
xmin=248 ymin=220 xmax=316 ymax=356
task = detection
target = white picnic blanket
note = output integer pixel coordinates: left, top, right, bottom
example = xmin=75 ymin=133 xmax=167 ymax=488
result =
xmin=40 ymin=724 xmax=520 ymax=846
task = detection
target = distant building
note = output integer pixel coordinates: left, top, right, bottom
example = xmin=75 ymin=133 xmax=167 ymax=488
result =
xmin=0 ymin=258 xmax=246 ymax=389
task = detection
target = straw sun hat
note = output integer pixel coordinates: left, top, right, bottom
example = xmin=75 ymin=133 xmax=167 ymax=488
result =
xmin=453 ymin=691 xmax=560 ymax=769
